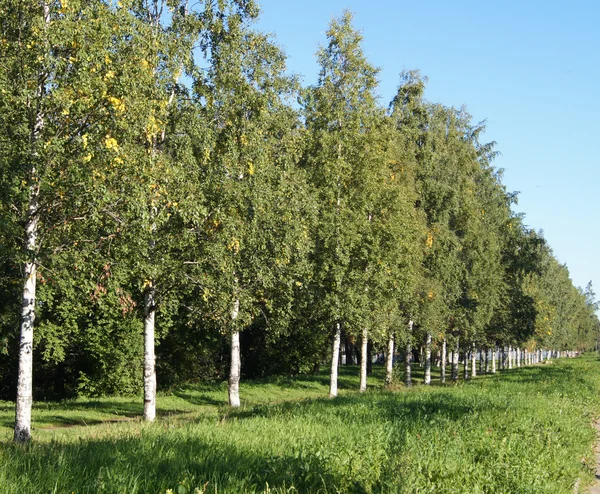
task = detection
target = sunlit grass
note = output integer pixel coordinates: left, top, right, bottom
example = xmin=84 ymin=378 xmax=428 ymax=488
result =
xmin=0 ymin=355 xmax=598 ymax=492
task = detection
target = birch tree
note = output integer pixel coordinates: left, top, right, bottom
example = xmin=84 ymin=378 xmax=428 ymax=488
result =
xmin=0 ymin=0 xmax=167 ymax=442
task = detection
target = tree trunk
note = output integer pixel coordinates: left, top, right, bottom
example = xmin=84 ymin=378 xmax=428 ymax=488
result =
xmin=359 ymin=327 xmax=368 ymax=392
xmin=14 ymin=192 xmax=39 ymax=443
xmin=485 ymin=348 xmax=490 ymax=374
xmin=478 ymin=348 xmax=483 ymax=374
xmin=405 ymin=319 xmax=413 ymax=386
xmin=424 ymin=332 xmax=432 ymax=385
xmin=14 ymin=1 xmax=49 ymax=445
xmin=491 ymin=347 xmax=497 ymax=374
xmin=344 ymin=335 xmax=353 ymax=365
xmin=143 ymin=285 xmax=157 ymax=420
xmin=385 ymin=333 xmax=394 ymax=387
xmin=471 ymin=344 xmax=477 ymax=377
xmin=229 ymin=299 xmax=241 ymax=407
xmin=463 ymin=352 xmax=469 ymax=380
xmin=441 ymin=338 xmax=447 ymax=383
xmin=451 ymin=339 xmax=459 ymax=382
xmin=329 ymin=322 xmax=342 ymax=397
xmin=508 ymin=345 xmax=513 ymax=370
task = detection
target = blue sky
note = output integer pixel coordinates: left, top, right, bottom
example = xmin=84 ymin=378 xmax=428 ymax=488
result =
xmin=255 ymin=0 xmax=600 ymax=296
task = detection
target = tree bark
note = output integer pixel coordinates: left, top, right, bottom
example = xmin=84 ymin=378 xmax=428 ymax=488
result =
xmin=491 ymin=346 xmax=497 ymax=374
xmin=440 ymin=338 xmax=447 ymax=383
xmin=344 ymin=335 xmax=353 ymax=365
xmin=508 ymin=345 xmax=513 ymax=370
xmin=14 ymin=192 xmax=39 ymax=443
xmin=143 ymin=285 xmax=157 ymax=420
xmin=359 ymin=327 xmax=368 ymax=392
xmin=385 ymin=332 xmax=394 ymax=387
xmin=229 ymin=299 xmax=241 ymax=407
xmin=424 ymin=332 xmax=432 ymax=385
xmin=451 ymin=339 xmax=459 ymax=381
xmin=14 ymin=2 xmax=49 ymax=442
xmin=329 ymin=322 xmax=342 ymax=397
xmin=485 ymin=348 xmax=490 ymax=374
xmin=405 ymin=319 xmax=413 ymax=386
xmin=471 ymin=344 xmax=477 ymax=378
xmin=463 ymin=351 xmax=469 ymax=380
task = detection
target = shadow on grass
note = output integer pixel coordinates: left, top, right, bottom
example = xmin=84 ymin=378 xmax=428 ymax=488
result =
xmin=0 ymin=389 xmax=496 ymax=493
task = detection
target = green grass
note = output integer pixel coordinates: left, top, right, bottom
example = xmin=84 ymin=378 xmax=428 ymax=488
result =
xmin=0 ymin=356 xmax=599 ymax=493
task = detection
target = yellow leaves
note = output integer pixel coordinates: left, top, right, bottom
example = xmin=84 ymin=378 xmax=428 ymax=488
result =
xmin=145 ymin=115 xmax=163 ymax=144
xmin=104 ymin=135 xmax=119 ymax=150
xmin=107 ymin=95 xmax=125 ymax=113
xmin=142 ymin=279 xmax=153 ymax=289
xmin=205 ymin=218 xmax=220 ymax=233
xmin=104 ymin=70 xmax=116 ymax=81
xmin=105 ymin=54 xmax=112 ymax=65
xmin=82 ymin=154 xmax=92 ymax=163
xmin=202 ymin=287 xmax=210 ymax=302
xmin=202 ymin=147 xmax=211 ymax=165
xmin=295 ymin=281 xmax=303 ymax=287
xmin=113 ymin=157 xmax=124 ymax=165
xmin=228 ymin=238 xmax=240 ymax=254
xmin=390 ymin=173 xmax=396 ymax=181
xmin=427 ymin=290 xmax=434 ymax=300
xmin=247 ymin=161 xmax=255 ymax=176
xmin=82 ymin=134 xmax=88 ymax=149
xmin=425 ymin=231 xmax=433 ymax=249
xmin=240 ymin=134 xmax=248 ymax=146
xmin=59 ymin=0 xmax=69 ymax=13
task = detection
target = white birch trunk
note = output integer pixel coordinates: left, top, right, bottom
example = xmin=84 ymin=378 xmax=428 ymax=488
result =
xmin=405 ymin=320 xmax=413 ymax=386
xmin=329 ymin=322 xmax=341 ymax=397
xmin=14 ymin=2 xmax=49 ymax=442
xmin=463 ymin=352 xmax=469 ymax=380
xmin=385 ymin=333 xmax=395 ymax=387
xmin=491 ymin=347 xmax=497 ymax=374
xmin=485 ymin=348 xmax=490 ymax=374
xmin=471 ymin=344 xmax=477 ymax=378
xmin=229 ymin=299 xmax=241 ymax=407
xmin=143 ymin=286 xmax=157 ymax=421
xmin=440 ymin=338 xmax=447 ymax=383
xmin=424 ymin=332 xmax=432 ymax=385
xmin=14 ymin=194 xmax=39 ymax=443
xmin=359 ymin=327 xmax=368 ymax=392
xmin=451 ymin=339 xmax=459 ymax=381
xmin=508 ymin=345 xmax=513 ymax=369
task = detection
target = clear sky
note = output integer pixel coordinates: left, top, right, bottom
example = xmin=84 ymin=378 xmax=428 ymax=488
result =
xmin=255 ymin=0 xmax=600 ymax=295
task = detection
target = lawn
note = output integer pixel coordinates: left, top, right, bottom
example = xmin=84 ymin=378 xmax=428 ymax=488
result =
xmin=0 ymin=355 xmax=599 ymax=493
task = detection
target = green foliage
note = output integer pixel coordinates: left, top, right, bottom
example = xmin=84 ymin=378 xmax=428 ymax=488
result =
xmin=0 ymin=1 xmax=597 ymax=407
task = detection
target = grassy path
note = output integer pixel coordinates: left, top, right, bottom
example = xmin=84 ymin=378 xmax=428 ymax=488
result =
xmin=1 ymin=355 xmax=600 ymax=493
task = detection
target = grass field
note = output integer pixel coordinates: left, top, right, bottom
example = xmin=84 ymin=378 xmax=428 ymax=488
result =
xmin=0 ymin=355 xmax=599 ymax=493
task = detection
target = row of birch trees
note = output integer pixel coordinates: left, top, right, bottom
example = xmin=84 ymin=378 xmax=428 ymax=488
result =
xmin=1 ymin=1 xmax=598 ymax=443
